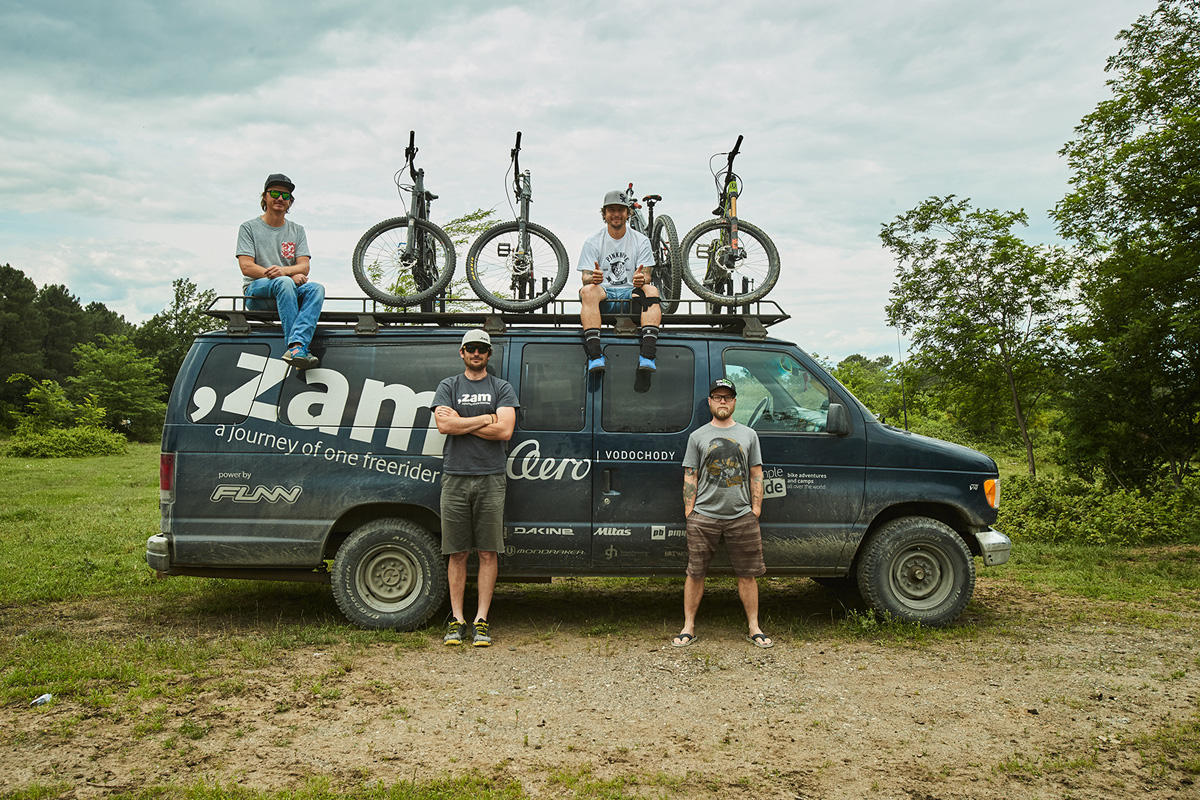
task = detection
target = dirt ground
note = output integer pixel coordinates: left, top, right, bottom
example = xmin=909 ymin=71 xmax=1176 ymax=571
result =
xmin=3 ymin=579 xmax=1198 ymax=799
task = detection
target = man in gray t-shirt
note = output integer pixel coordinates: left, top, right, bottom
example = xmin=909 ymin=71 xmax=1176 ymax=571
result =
xmin=674 ymin=378 xmax=773 ymax=649
xmin=236 ymin=173 xmax=325 ymax=370
xmin=431 ymin=329 xmax=518 ymax=647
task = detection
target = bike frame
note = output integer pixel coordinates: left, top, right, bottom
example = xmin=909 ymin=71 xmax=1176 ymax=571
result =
xmin=713 ymin=134 xmax=744 ymax=271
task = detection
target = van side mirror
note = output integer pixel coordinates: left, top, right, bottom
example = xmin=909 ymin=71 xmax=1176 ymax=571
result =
xmin=826 ymin=403 xmax=851 ymax=435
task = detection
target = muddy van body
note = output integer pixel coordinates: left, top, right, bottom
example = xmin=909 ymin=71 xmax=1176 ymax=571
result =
xmin=147 ymin=302 xmax=1009 ymax=628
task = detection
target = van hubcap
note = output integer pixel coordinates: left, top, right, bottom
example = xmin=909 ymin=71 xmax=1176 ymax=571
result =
xmin=361 ymin=547 xmax=418 ymax=604
xmin=892 ymin=548 xmax=944 ymax=603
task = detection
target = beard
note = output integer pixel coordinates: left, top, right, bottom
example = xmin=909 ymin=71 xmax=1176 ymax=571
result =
xmin=712 ymin=406 xmax=734 ymax=421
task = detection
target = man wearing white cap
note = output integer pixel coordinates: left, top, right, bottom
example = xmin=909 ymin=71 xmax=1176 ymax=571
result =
xmin=431 ymin=329 xmax=518 ymax=647
xmin=577 ymin=190 xmax=662 ymax=374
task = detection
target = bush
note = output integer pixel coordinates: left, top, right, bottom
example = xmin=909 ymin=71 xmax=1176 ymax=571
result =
xmin=999 ymin=473 xmax=1200 ymax=545
xmin=4 ymin=426 xmax=128 ymax=458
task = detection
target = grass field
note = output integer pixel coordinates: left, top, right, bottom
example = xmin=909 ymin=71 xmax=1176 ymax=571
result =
xmin=1 ymin=444 xmax=1197 ymax=799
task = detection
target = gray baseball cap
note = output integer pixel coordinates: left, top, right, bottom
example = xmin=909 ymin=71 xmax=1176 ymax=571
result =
xmin=264 ymin=173 xmax=295 ymax=192
xmin=601 ymin=189 xmax=631 ymax=208
xmin=460 ymin=329 xmax=491 ymax=348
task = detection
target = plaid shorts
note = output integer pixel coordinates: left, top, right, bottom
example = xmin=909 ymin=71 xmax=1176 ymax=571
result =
xmin=685 ymin=510 xmax=766 ymax=578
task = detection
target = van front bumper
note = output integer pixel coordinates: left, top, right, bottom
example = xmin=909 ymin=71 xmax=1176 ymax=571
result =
xmin=146 ymin=534 xmax=171 ymax=573
xmin=972 ymin=528 xmax=1011 ymax=566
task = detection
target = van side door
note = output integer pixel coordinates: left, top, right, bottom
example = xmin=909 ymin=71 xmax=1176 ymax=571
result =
xmin=591 ymin=343 xmax=702 ymax=570
xmin=503 ymin=342 xmax=593 ymax=572
xmin=719 ymin=346 xmax=867 ymax=569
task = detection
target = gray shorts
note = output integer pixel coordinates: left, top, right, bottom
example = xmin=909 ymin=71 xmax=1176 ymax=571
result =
xmin=440 ymin=473 xmax=506 ymax=555
xmin=685 ymin=510 xmax=765 ymax=578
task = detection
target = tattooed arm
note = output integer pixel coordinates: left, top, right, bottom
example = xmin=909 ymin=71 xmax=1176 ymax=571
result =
xmin=683 ymin=467 xmax=697 ymax=518
xmin=750 ymin=464 xmax=763 ymax=518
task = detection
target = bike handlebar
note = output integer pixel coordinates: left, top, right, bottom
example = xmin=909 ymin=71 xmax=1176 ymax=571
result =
xmin=727 ymin=134 xmax=743 ymax=170
xmin=406 ymin=130 xmax=418 ymax=180
xmin=511 ymin=131 xmax=523 ymax=196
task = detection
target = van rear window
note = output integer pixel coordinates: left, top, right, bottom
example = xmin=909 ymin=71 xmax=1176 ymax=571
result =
xmin=601 ymin=345 xmax=693 ymax=433
xmin=186 ymin=344 xmax=276 ymax=424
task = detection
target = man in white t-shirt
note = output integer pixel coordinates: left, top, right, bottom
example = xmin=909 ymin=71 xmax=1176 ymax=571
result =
xmin=577 ymin=190 xmax=661 ymax=374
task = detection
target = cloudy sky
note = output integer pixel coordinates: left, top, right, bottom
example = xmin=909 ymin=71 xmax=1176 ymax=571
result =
xmin=0 ymin=0 xmax=1151 ymax=360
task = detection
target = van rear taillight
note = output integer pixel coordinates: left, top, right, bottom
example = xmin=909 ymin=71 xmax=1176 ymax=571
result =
xmin=160 ymin=453 xmax=176 ymax=500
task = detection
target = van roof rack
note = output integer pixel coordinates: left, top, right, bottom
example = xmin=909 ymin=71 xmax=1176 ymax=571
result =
xmin=205 ymin=296 xmax=790 ymax=340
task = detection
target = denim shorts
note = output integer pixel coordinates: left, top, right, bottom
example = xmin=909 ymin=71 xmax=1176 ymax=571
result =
xmin=599 ymin=285 xmax=634 ymax=315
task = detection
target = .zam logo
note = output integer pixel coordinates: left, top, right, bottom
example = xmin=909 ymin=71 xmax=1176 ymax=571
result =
xmin=211 ymin=484 xmax=303 ymax=504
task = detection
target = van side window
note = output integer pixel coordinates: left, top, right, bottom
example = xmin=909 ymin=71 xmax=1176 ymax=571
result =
xmin=723 ymin=349 xmax=831 ymax=433
xmin=187 ymin=344 xmax=276 ymax=424
xmin=519 ymin=344 xmax=585 ymax=431
xmin=601 ymin=345 xmax=694 ymax=433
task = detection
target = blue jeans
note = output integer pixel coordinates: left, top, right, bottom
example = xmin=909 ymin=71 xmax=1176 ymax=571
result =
xmin=599 ymin=284 xmax=634 ymax=315
xmin=244 ymin=277 xmax=325 ymax=349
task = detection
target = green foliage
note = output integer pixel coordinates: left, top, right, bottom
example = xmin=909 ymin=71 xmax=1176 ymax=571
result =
xmin=881 ymin=196 xmax=1078 ymax=477
xmin=999 ymin=472 xmax=1200 ymax=545
xmin=3 ymin=425 xmax=128 ymax=458
xmin=132 ymin=278 xmax=218 ymax=398
xmin=68 ymin=334 xmax=166 ymax=441
xmin=6 ymin=375 xmax=79 ymax=429
xmin=1053 ymin=0 xmax=1200 ymax=488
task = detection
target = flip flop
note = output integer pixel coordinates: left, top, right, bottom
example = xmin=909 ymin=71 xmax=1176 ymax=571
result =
xmin=747 ymin=633 xmax=774 ymax=649
xmin=671 ymin=632 xmax=697 ymax=648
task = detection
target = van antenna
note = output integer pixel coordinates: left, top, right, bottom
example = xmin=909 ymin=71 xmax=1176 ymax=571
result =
xmin=896 ymin=330 xmax=909 ymax=431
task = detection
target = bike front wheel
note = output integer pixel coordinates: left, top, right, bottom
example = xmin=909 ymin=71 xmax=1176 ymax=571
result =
xmin=465 ymin=221 xmax=569 ymax=312
xmin=679 ymin=218 xmax=780 ymax=306
xmin=352 ymin=216 xmax=456 ymax=307
xmin=650 ymin=214 xmax=682 ymax=314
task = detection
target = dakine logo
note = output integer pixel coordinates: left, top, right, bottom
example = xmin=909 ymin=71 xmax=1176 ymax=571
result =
xmin=595 ymin=527 xmax=633 ymax=537
xmin=211 ymin=484 xmax=303 ymax=504
xmin=511 ymin=526 xmax=574 ymax=536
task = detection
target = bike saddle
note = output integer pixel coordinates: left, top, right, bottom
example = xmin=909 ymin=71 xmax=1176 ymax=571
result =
xmin=424 ymin=191 xmax=439 ymax=201
xmin=642 ymin=194 xmax=662 ymax=203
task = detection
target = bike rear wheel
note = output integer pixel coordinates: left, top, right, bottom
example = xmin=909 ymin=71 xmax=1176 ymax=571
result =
xmin=679 ymin=218 xmax=780 ymax=306
xmin=352 ymin=216 xmax=456 ymax=307
xmin=465 ymin=221 xmax=569 ymax=312
xmin=650 ymin=214 xmax=682 ymax=314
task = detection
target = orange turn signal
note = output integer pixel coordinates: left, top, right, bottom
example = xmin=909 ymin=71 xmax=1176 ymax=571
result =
xmin=984 ymin=478 xmax=999 ymax=509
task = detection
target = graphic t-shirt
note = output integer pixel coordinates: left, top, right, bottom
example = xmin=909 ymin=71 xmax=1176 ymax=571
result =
xmin=430 ymin=372 xmax=519 ymax=475
xmin=236 ymin=217 xmax=310 ymax=288
xmin=682 ymin=421 xmax=763 ymax=519
xmin=576 ymin=227 xmax=654 ymax=289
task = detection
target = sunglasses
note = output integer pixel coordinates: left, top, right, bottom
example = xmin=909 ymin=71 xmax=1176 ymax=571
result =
xmin=463 ymin=344 xmax=491 ymax=354
xmin=266 ymin=190 xmax=293 ymax=201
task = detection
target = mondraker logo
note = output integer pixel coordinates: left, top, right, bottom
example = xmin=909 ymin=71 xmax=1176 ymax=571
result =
xmin=211 ymin=484 xmax=303 ymax=504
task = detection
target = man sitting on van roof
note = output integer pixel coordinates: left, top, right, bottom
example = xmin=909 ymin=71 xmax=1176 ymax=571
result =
xmin=577 ymin=190 xmax=661 ymax=375
xmin=236 ymin=173 xmax=326 ymax=370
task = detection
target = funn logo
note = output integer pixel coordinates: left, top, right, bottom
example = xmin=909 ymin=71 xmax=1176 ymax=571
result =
xmin=211 ymin=484 xmax=303 ymax=504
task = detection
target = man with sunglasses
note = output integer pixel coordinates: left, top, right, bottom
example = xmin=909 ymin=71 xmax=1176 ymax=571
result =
xmin=237 ymin=174 xmax=326 ymax=369
xmin=431 ymin=330 xmax=518 ymax=647
xmin=674 ymin=378 xmax=772 ymax=649
xmin=577 ymin=190 xmax=661 ymax=375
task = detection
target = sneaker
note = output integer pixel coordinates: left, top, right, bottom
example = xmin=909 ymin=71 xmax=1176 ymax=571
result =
xmin=282 ymin=345 xmax=304 ymax=365
xmin=472 ymin=619 xmax=492 ymax=647
xmin=283 ymin=345 xmax=319 ymax=371
xmin=637 ymin=356 xmax=656 ymax=373
xmin=444 ymin=619 xmax=466 ymax=646
xmin=587 ymin=355 xmax=607 ymax=374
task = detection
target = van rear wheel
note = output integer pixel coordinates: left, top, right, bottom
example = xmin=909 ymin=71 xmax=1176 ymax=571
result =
xmin=856 ymin=516 xmax=974 ymax=627
xmin=332 ymin=518 xmax=446 ymax=630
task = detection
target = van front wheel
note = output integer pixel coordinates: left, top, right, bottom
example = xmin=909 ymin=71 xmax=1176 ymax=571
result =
xmin=332 ymin=518 xmax=446 ymax=630
xmin=856 ymin=516 xmax=974 ymax=627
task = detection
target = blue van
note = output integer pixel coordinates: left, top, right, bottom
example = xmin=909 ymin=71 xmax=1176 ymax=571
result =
xmin=146 ymin=301 xmax=1009 ymax=629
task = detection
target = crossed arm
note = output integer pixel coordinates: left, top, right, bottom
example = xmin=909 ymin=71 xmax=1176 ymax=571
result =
xmin=237 ymin=254 xmax=312 ymax=284
xmin=435 ymin=406 xmax=516 ymax=441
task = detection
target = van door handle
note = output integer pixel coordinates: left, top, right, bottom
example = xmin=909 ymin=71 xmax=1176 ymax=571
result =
xmin=602 ymin=469 xmax=620 ymax=496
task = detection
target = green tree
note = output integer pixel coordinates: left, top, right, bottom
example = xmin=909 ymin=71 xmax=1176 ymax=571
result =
xmin=133 ymin=278 xmax=218 ymax=396
xmin=0 ymin=264 xmax=47 ymax=426
xmin=1053 ymin=0 xmax=1200 ymax=487
xmin=34 ymin=283 xmax=86 ymax=383
xmin=67 ymin=334 xmax=166 ymax=441
xmin=881 ymin=196 xmax=1077 ymax=477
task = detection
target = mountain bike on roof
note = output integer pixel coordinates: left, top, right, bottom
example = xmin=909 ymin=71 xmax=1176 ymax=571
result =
xmin=621 ymin=183 xmax=682 ymax=315
xmin=352 ymin=131 xmax=456 ymax=308
xmin=680 ymin=134 xmax=780 ymax=309
xmin=465 ymin=132 xmax=569 ymax=312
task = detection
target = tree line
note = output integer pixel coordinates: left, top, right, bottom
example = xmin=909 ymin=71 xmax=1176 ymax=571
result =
xmin=842 ymin=0 xmax=1199 ymax=494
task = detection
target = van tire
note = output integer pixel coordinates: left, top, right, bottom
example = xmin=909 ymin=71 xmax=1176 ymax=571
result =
xmin=332 ymin=518 xmax=446 ymax=630
xmin=856 ymin=516 xmax=974 ymax=627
